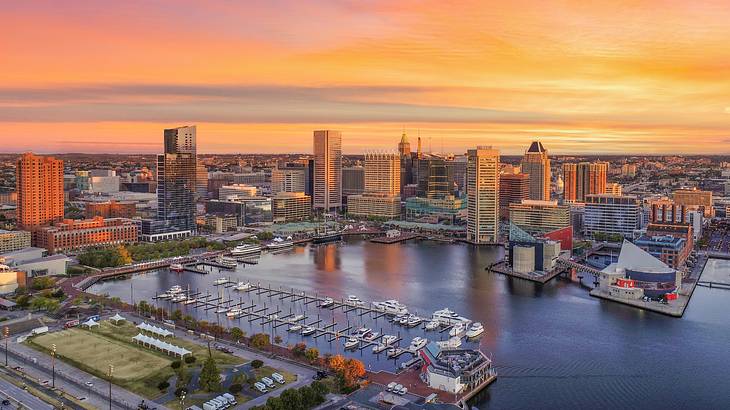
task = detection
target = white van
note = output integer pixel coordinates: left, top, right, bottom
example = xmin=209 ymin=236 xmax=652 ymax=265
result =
xmin=254 ymin=382 xmax=268 ymax=393
xmin=271 ymin=373 xmax=285 ymax=384
xmin=261 ymin=377 xmax=275 ymax=388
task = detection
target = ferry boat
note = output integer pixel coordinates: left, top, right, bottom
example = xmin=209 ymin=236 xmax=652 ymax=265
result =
xmin=347 ymin=295 xmax=365 ymax=306
xmin=218 ymin=257 xmax=238 ymax=268
xmin=300 ymin=326 xmax=316 ymax=336
xmin=432 ymin=308 xmax=471 ymax=326
xmin=226 ymin=308 xmax=242 ymax=318
xmin=233 ymin=282 xmax=251 ymax=291
xmin=344 ymin=338 xmax=359 ymax=349
xmin=213 ymin=277 xmax=229 ymax=285
xmin=436 ymin=336 xmax=462 ymax=349
xmin=319 ymin=297 xmax=335 ymax=308
xmin=381 ymin=335 xmax=397 ymax=345
xmin=372 ymin=343 xmax=388 ymax=353
xmin=465 ymin=322 xmax=484 ymax=338
xmin=169 ymin=263 xmax=185 ymax=272
xmin=373 ymin=300 xmax=408 ymax=315
xmin=231 ymin=244 xmax=262 ymax=256
xmin=288 ymin=324 xmax=302 ymax=332
xmin=409 ymin=337 xmax=428 ymax=351
xmin=449 ymin=322 xmax=466 ymax=338
xmin=425 ymin=320 xmax=440 ymax=331
xmin=266 ymin=239 xmax=294 ymax=250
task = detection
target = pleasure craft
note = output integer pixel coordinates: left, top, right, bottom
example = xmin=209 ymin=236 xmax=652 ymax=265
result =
xmin=168 ymin=285 xmax=183 ymax=294
xmin=213 ymin=277 xmax=229 ymax=285
xmin=319 ymin=297 xmax=335 ymax=308
xmin=381 ymin=335 xmax=397 ymax=345
xmin=363 ymin=332 xmax=380 ymax=342
xmin=449 ymin=323 xmax=466 ymax=338
xmin=233 ymin=282 xmax=251 ymax=291
xmin=436 ymin=336 xmax=462 ymax=349
xmin=347 ymin=295 xmax=365 ymax=306
xmin=425 ymin=320 xmax=440 ymax=331
xmin=387 ymin=348 xmax=404 ymax=358
xmin=156 ymin=292 xmax=172 ymax=300
xmin=215 ymin=306 xmax=230 ymax=314
xmin=171 ymin=294 xmax=187 ymax=303
xmin=226 ymin=308 xmax=242 ymax=318
xmin=344 ymin=338 xmax=359 ymax=349
xmin=373 ymin=300 xmax=408 ymax=315
xmin=353 ymin=327 xmax=372 ymax=338
xmin=169 ymin=264 xmax=184 ymax=272
xmin=182 ymin=297 xmax=197 ymax=305
xmin=432 ymin=308 xmax=471 ymax=326
xmin=409 ymin=337 xmax=428 ymax=351
xmin=288 ymin=324 xmax=302 ymax=332
xmin=300 ymin=326 xmax=316 ymax=336
xmin=266 ymin=239 xmax=294 ymax=250
xmin=230 ymin=244 xmax=262 ymax=256
xmin=406 ymin=316 xmax=422 ymax=327
xmin=465 ymin=322 xmax=484 ymax=338
xmin=372 ymin=343 xmax=388 ymax=353
xmin=291 ymin=314 xmax=305 ymax=322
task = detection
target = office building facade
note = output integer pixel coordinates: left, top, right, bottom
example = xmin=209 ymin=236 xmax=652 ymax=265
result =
xmin=509 ymin=200 xmax=571 ymax=235
xmin=520 ymin=141 xmax=551 ymax=201
xmin=466 ymin=147 xmax=500 ymax=244
xmin=563 ymin=161 xmax=608 ymax=202
xmin=272 ymin=192 xmax=312 ymax=222
xmin=35 ymin=217 xmax=138 ymax=254
xmin=271 ymin=167 xmax=306 ymax=194
xmin=313 ymin=130 xmax=342 ymax=211
xmin=584 ymin=194 xmax=641 ymax=238
xmin=499 ymin=173 xmax=530 ymax=219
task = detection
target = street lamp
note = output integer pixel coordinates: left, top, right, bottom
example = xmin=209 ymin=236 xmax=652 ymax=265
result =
xmin=180 ymin=392 xmax=186 ymax=409
xmin=51 ymin=344 xmax=56 ymax=388
xmin=107 ymin=364 xmax=114 ymax=410
xmin=3 ymin=326 xmax=8 ymax=367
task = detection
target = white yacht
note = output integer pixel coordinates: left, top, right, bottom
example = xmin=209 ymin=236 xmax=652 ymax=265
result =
xmin=406 ymin=316 xmax=422 ymax=327
xmin=353 ymin=327 xmax=372 ymax=338
xmin=409 ymin=337 xmax=428 ymax=351
xmin=372 ymin=343 xmax=388 ymax=353
xmin=344 ymin=338 xmax=359 ymax=349
xmin=226 ymin=308 xmax=242 ymax=318
xmin=301 ymin=326 xmax=316 ymax=336
xmin=266 ymin=239 xmax=294 ymax=250
xmin=215 ymin=306 xmax=230 ymax=314
xmin=156 ymin=292 xmax=172 ymax=300
xmin=363 ymin=332 xmax=380 ymax=342
xmin=436 ymin=336 xmax=462 ymax=349
xmin=231 ymin=244 xmax=262 ymax=256
xmin=425 ymin=320 xmax=440 ymax=331
xmin=182 ymin=297 xmax=197 ymax=305
xmin=291 ymin=314 xmax=305 ymax=322
xmin=373 ymin=300 xmax=408 ymax=315
xmin=171 ymin=294 xmax=187 ymax=303
xmin=288 ymin=324 xmax=302 ymax=332
xmin=169 ymin=263 xmax=184 ymax=272
xmin=319 ymin=297 xmax=335 ymax=308
xmin=213 ymin=277 xmax=229 ymax=285
xmin=169 ymin=285 xmax=183 ymax=294
xmin=449 ymin=322 xmax=466 ymax=338
xmin=381 ymin=335 xmax=397 ymax=345
xmin=432 ymin=308 xmax=471 ymax=326
xmin=465 ymin=322 xmax=484 ymax=338
xmin=347 ymin=295 xmax=365 ymax=306
xmin=387 ymin=348 xmax=404 ymax=358
xmin=233 ymin=282 xmax=251 ymax=291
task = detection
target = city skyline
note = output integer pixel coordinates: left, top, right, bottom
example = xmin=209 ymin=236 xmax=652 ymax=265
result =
xmin=3 ymin=1 xmax=730 ymax=155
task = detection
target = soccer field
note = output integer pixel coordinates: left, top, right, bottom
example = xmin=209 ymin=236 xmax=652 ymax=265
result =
xmin=32 ymin=328 xmax=171 ymax=380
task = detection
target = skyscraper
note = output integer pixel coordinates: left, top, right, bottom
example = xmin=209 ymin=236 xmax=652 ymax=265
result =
xmin=348 ymin=152 xmax=401 ymax=219
xmin=157 ymin=126 xmax=197 ymax=232
xmin=16 ymin=153 xmax=64 ymax=230
xmin=398 ymin=132 xmax=411 ymax=156
xmin=399 ymin=132 xmax=414 ymax=195
xmin=521 ymin=141 xmax=551 ymax=201
xmin=195 ymin=160 xmax=208 ymax=199
xmin=563 ymin=161 xmax=608 ymax=202
xmin=466 ymin=146 xmax=500 ymax=244
xmin=313 ymin=130 xmax=342 ymax=211
xmin=499 ymin=173 xmax=530 ymax=219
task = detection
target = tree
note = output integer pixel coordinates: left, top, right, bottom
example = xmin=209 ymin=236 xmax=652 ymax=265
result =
xmin=251 ymin=359 xmax=263 ymax=369
xmin=250 ymin=333 xmax=270 ymax=350
xmin=171 ymin=309 xmax=183 ymax=321
xmin=184 ymin=355 xmax=196 ymax=364
xmin=157 ymin=380 xmax=170 ymax=390
xmin=265 ymin=396 xmax=284 ymax=410
xmin=279 ymin=388 xmax=301 ymax=410
xmin=327 ymin=355 xmax=364 ymax=391
xmin=229 ymin=383 xmax=242 ymax=394
xmin=304 ymin=347 xmax=319 ymax=364
xmin=171 ymin=360 xmax=181 ymax=369
xmin=292 ymin=342 xmax=306 ymax=358
xmin=274 ymin=335 xmax=283 ymax=344
xmin=199 ymin=347 xmax=221 ymax=392
xmin=230 ymin=327 xmax=245 ymax=342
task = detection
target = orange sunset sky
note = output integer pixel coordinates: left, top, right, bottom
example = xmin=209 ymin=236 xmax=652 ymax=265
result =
xmin=2 ymin=0 xmax=730 ymax=155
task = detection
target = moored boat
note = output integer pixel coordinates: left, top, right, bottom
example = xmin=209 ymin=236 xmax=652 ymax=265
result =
xmin=373 ymin=299 xmax=408 ymax=315
xmin=169 ymin=263 xmax=184 ymax=272
xmin=231 ymin=244 xmax=262 ymax=256
xmin=233 ymin=282 xmax=251 ymax=291
xmin=449 ymin=322 xmax=466 ymax=338
xmin=344 ymin=337 xmax=359 ymax=349
xmin=319 ymin=297 xmax=335 ymax=308
xmin=465 ymin=322 xmax=484 ymax=338
xmin=301 ymin=326 xmax=316 ymax=336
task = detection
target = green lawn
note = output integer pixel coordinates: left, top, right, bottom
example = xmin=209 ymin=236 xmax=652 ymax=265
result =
xmin=253 ymin=365 xmax=297 ymax=383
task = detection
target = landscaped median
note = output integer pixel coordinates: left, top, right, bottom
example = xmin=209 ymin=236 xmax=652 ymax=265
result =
xmin=25 ymin=320 xmax=245 ymax=400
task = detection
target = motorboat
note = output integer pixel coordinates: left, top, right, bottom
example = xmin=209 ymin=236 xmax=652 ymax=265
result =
xmin=406 ymin=316 xmax=422 ymax=327
xmin=465 ymin=322 xmax=485 ymax=339
xmin=432 ymin=308 xmax=471 ymax=326
xmin=226 ymin=308 xmax=242 ymax=318
xmin=373 ymin=300 xmax=408 ymax=315
xmin=291 ymin=314 xmax=305 ymax=322
xmin=363 ymin=332 xmax=380 ymax=342
xmin=171 ymin=294 xmax=187 ymax=303
xmin=387 ymin=348 xmax=404 ymax=358
xmin=409 ymin=337 xmax=428 ymax=351
xmin=233 ymin=282 xmax=251 ymax=291
xmin=398 ymin=316 xmax=410 ymax=326
xmin=288 ymin=324 xmax=302 ymax=332
xmin=215 ymin=306 xmax=230 ymax=314
xmin=169 ymin=264 xmax=184 ymax=272
xmin=156 ymin=292 xmax=172 ymax=300
xmin=425 ymin=320 xmax=440 ymax=331
xmin=344 ymin=338 xmax=359 ymax=349
xmin=372 ymin=343 xmax=388 ymax=353
xmin=182 ymin=297 xmax=197 ymax=305
xmin=266 ymin=239 xmax=294 ymax=250
xmin=436 ymin=336 xmax=462 ymax=350
xmin=319 ymin=297 xmax=335 ymax=308
xmin=300 ymin=326 xmax=316 ymax=336
xmin=168 ymin=285 xmax=183 ymax=294
xmin=449 ymin=323 xmax=466 ymax=338
xmin=381 ymin=335 xmax=397 ymax=345
xmin=353 ymin=327 xmax=372 ymax=338
xmin=231 ymin=244 xmax=262 ymax=256
xmin=347 ymin=295 xmax=365 ymax=306
xmin=213 ymin=277 xmax=229 ymax=285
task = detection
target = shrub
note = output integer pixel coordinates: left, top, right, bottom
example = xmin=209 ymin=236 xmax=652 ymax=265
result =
xmin=229 ymin=383 xmax=242 ymax=394
xmin=174 ymin=387 xmax=187 ymax=397
xmin=184 ymin=355 xmax=196 ymax=364
xmin=157 ymin=380 xmax=170 ymax=390
xmin=171 ymin=360 xmax=181 ymax=369
xmin=251 ymin=359 xmax=263 ymax=369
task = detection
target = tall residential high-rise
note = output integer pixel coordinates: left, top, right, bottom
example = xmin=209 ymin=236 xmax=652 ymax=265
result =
xmin=157 ymin=125 xmax=197 ymax=232
xmin=499 ymin=173 xmax=530 ymax=219
xmin=348 ymin=152 xmax=402 ymax=219
xmin=466 ymin=146 xmax=500 ymax=244
xmin=16 ymin=153 xmax=64 ymax=229
xmin=313 ymin=130 xmax=342 ymax=212
xmin=563 ymin=161 xmax=608 ymax=202
xmin=520 ymin=141 xmax=550 ymax=201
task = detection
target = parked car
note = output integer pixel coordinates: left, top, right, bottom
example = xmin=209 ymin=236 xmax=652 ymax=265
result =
xmin=398 ymin=386 xmax=408 ymax=395
xmin=386 ymin=382 xmax=397 ymax=392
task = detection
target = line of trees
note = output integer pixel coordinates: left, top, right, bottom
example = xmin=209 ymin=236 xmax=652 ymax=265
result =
xmin=77 ymin=238 xmax=227 ymax=268
xmin=252 ymin=380 xmax=328 ymax=410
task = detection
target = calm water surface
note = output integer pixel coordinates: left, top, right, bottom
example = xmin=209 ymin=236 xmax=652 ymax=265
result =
xmin=89 ymin=238 xmax=730 ymax=409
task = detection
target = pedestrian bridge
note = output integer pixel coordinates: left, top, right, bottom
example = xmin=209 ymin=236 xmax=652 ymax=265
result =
xmin=556 ymin=258 xmax=603 ymax=276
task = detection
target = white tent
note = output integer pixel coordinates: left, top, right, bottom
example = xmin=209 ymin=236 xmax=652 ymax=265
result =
xmin=109 ymin=313 xmax=126 ymax=323
xmin=136 ymin=321 xmax=173 ymax=337
xmin=82 ymin=318 xmax=99 ymax=328
xmin=132 ymin=333 xmax=191 ymax=357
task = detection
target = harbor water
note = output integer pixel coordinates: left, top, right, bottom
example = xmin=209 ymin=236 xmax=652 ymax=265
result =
xmin=89 ymin=238 xmax=730 ymax=409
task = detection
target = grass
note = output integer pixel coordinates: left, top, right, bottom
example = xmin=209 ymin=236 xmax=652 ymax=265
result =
xmin=164 ymin=393 xmax=249 ymax=410
xmin=253 ymin=365 xmax=297 ymax=384
xmin=26 ymin=321 xmax=245 ymax=399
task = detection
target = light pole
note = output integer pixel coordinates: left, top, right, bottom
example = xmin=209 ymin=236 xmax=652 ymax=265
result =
xmin=180 ymin=392 xmax=186 ymax=409
xmin=3 ymin=326 xmax=8 ymax=367
xmin=107 ymin=364 xmax=114 ymax=410
xmin=51 ymin=344 xmax=56 ymax=388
